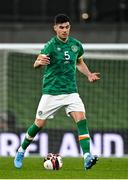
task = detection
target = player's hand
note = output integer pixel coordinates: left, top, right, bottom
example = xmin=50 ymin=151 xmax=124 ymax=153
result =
xmin=88 ymin=72 xmax=100 ymax=82
xmin=34 ymin=54 xmax=50 ymax=68
xmin=37 ymin=54 xmax=50 ymax=65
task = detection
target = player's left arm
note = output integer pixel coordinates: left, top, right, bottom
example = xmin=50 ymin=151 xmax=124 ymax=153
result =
xmin=76 ymin=57 xmax=100 ymax=82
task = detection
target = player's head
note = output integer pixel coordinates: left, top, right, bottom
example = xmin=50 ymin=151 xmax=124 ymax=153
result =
xmin=54 ymin=14 xmax=71 ymax=41
xmin=54 ymin=14 xmax=70 ymax=25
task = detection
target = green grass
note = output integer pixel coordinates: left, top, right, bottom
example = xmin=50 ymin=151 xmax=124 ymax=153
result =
xmin=0 ymin=157 xmax=128 ymax=179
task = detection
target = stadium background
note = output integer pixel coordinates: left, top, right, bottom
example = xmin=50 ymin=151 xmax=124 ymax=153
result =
xmin=0 ymin=0 xmax=128 ymax=158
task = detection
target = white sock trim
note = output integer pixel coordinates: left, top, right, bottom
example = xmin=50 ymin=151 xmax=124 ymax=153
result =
xmin=84 ymin=152 xmax=90 ymax=159
xmin=26 ymin=132 xmax=34 ymax=140
xmin=18 ymin=146 xmax=25 ymax=153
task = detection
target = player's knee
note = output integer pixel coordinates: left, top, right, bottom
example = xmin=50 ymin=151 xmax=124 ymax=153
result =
xmin=34 ymin=118 xmax=46 ymax=128
xmin=70 ymin=111 xmax=86 ymax=122
xmin=77 ymin=114 xmax=86 ymax=121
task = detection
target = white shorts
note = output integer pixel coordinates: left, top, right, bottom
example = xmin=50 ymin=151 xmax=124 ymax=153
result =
xmin=36 ymin=93 xmax=85 ymax=120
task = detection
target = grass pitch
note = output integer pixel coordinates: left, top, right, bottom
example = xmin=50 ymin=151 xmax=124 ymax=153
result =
xmin=0 ymin=157 xmax=128 ymax=179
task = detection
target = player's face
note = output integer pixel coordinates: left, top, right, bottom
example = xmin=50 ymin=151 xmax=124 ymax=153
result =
xmin=54 ymin=22 xmax=71 ymax=41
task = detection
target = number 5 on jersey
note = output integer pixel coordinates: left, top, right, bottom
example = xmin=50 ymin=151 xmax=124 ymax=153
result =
xmin=64 ymin=51 xmax=70 ymax=60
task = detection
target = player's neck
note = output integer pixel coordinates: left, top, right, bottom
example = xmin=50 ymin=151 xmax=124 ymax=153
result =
xmin=57 ymin=36 xmax=68 ymax=43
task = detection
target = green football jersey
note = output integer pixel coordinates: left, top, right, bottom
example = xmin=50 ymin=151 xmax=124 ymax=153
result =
xmin=41 ymin=36 xmax=84 ymax=95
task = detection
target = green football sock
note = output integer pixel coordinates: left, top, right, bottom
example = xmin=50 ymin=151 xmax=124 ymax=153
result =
xmin=76 ymin=119 xmax=90 ymax=154
xmin=21 ymin=123 xmax=41 ymax=150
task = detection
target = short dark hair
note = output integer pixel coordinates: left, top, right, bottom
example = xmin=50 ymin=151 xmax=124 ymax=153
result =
xmin=54 ymin=14 xmax=70 ymax=24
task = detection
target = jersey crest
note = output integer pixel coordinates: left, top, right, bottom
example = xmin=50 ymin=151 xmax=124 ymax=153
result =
xmin=71 ymin=45 xmax=78 ymax=52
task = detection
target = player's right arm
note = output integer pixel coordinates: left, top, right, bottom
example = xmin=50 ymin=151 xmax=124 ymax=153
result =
xmin=33 ymin=54 xmax=50 ymax=68
xmin=34 ymin=38 xmax=53 ymax=68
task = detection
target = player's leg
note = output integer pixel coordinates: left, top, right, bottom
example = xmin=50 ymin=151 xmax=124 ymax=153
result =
xmin=18 ymin=119 xmax=46 ymax=152
xmin=70 ymin=111 xmax=98 ymax=170
xmin=14 ymin=94 xmax=64 ymax=168
xmin=65 ymin=93 xmax=98 ymax=170
xmin=70 ymin=111 xmax=90 ymax=155
xmin=14 ymin=95 xmax=49 ymax=168
xmin=14 ymin=118 xmax=46 ymax=169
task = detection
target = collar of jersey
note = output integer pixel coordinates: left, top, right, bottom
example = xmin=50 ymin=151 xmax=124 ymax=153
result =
xmin=56 ymin=36 xmax=69 ymax=44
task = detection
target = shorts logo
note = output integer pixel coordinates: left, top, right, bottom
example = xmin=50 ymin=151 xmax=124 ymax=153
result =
xmin=71 ymin=45 xmax=78 ymax=52
xmin=38 ymin=111 xmax=43 ymax=116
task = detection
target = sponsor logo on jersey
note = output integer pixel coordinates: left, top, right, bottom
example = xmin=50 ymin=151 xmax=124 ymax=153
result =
xmin=64 ymin=61 xmax=70 ymax=64
xmin=71 ymin=45 xmax=78 ymax=52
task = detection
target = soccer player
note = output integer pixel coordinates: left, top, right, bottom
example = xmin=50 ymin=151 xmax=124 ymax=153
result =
xmin=14 ymin=14 xmax=100 ymax=170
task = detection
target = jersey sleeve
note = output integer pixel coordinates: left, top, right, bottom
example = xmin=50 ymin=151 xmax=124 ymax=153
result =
xmin=40 ymin=40 xmax=53 ymax=55
xmin=77 ymin=43 xmax=84 ymax=59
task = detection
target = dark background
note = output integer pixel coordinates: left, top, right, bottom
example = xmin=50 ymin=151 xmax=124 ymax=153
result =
xmin=0 ymin=0 xmax=128 ymax=43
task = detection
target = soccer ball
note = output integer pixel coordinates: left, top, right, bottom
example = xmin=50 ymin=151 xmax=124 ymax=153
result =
xmin=43 ymin=153 xmax=63 ymax=170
